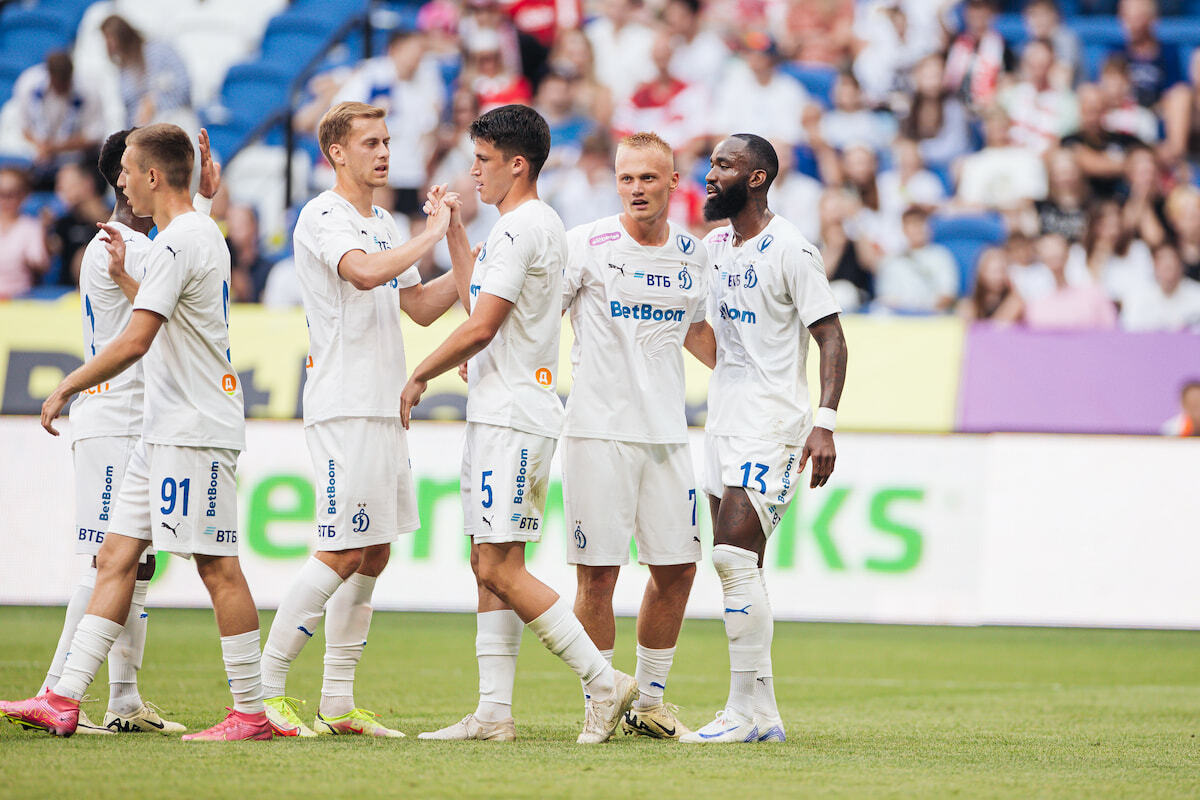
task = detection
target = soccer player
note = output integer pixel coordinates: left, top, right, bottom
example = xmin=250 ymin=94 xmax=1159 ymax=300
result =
xmin=679 ymin=134 xmax=847 ymax=744
xmin=28 ymin=129 xmax=221 ymax=736
xmin=1 ymin=123 xmax=270 ymax=741
xmin=560 ymin=132 xmax=714 ymax=740
xmin=259 ymin=101 xmax=459 ymax=738
xmin=400 ymin=104 xmax=638 ymax=744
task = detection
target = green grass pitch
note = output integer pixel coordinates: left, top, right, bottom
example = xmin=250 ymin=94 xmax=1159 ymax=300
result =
xmin=1 ymin=607 xmax=1197 ymax=799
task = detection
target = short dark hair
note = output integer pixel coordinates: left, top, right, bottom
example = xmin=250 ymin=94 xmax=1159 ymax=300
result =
xmin=469 ymin=104 xmax=552 ymax=179
xmin=901 ymin=205 xmax=929 ymax=224
xmin=1182 ymin=379 xmax=1200 ymax=398
xmin=99 ymin=128 xmax=134 ymax=191
xmin=45 ymin=50 xmax=72 ymax=84
xmin=667 ymin=0 xmax=701 ymax=14
xmin=730 ymin=133 xmax=779 ymax=190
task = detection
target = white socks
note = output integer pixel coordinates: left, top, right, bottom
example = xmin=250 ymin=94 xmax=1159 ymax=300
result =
xmin=528 ymin=598 xmax=613 ymax=700
xmin=713 ymin=544 xmax=768 ymax=722
xmin=633 ymin=645 xmax=676 ymax=710
xmin=755 ymin=568 xmax=779 ymax=720
xmin=474 ymin=609 xmax=523 ymax=723
xmin=54 ymin=614 xmax=123 ymax=701
xmin=261 ymin=557 xmax=344 ymax=699
xmin=320 ymin=572 xmax=377 ymax=717
xmin=107 ymin=579 xmax=149 ymax=715
xmin=42 ymin=566 xmax=96 ymax=695
xmin=578 ymin=648 xmax=614 ymax=701
xmin=221 ymin=629 xmax=265 ymax=714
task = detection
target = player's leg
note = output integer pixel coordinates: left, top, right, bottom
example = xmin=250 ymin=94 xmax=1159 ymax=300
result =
xmin=573 ymin=565 xmax=618 ymax=665
xmin=753 ymin=565 xmax=785 ymax=742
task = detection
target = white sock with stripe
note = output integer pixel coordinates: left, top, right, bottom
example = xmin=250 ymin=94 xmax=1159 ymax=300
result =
xmin=320 ymin=572 xmax=377 ymax=717
xmin=261 ymin=557 xmax=344 ymax=699
xmin=713 ymin=544 xmax=768 ymax=723
xmin=107 ymin=579 xmax=149 ymax=716
xmin=41 ymin=566 xmax=96 ymax=695
xmin=633 ymin=645 xmax=675 ymax=710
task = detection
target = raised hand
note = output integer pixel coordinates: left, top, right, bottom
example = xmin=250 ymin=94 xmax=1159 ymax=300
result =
xmin=96 ymin=221 xmax=128 ymax=280
xmin=197 ymin=128 xmax=222 ymax=199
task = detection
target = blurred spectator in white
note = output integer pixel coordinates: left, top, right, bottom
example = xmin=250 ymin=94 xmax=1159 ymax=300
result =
xmin=462 ymin=27 xmax=533 ymax=112
xmin=1062 ymin=84 xmax=1143 ymax=199
xmin=943 ymin=0 xmax=1013 ymax=112
xmin=543 ymin=132 xmax=622 ymax=230
xmin=612 ymin=30 xmax=708 ymax=153
xmin=713 ymin=32 xmax=809 ymax=148
xmin=899 ymin=53 xmax=972 ymax=167
xmin=1120 ymin=145 xmax=1169 ymax=248
xmin=819 ymin=71 xmax=897 ymax=151
xmin=336 ymin=30 xmax=444 ymax=218
xmin=816 ymin=143 xmax=891 ymax=257
xmin=1160 ymin=380 xmax=1200 ymax=436
xmin=536 ymin=66 xmax=597 ymax=169
xmin=1114 ymin=0 xmax=1181 ymax=108
xmin=13 ymin=51 xmax=106 ymax=191
xmin=1165 ymin=186 xmax=1200 ymax=280
xmin=874 ymin=206 xmax=958 ymax=313
xmin=818 ymin=190 xmax=878 ymax=311
xmin=1036 ymin=148 xmax=1089 ymax=241
xmin=261 ymin=257 xmax=303 ymax=310
xmin=547 ymin=27 xmax=615 ymax=127
xmin=0 ymin=168 xmax=49 ymax=299
xmin=1159 ymin=49 xmax=1200 ymax=174
xmin=584 ymin=0 xmax=656 ymax=103
xmin=852 ymin=0 xmax=929 ymax=107
xmin=768 ymin=143 xmax=823 ymax=243
xmin=48 ymin=163 xmax=109 ymax=287
xmin=663 ymin=0 xmax=729 ymax=92
xmin=878 ymin=137 xmax=946 ymax=252
xmin=1068 ymin=198 xmax=1154 ymax=306
xmin=429 ymin=88 xmax=483 ymax=185
xmin=1023 ymin=0 xmax=1081 ymax=87
xmin=1099 ymin=56 xmax=1159 ymax=143
xmin=1007 ymin=231 xmax=1060 ymax=302
xmin=459 ymin=0 xmax=525 ymax=80
xmin=1024 ymin=232 xmax=1118 ymax=329
xmin=100 ymin=15 xmax=193 ymax=128
xmin=999 ymin=38 xmax=1078 ymax=154
xmin=783 ymin=0 xmax=856 ymax=66
xmin=955 ymin=108 xmax=1048 ymax=211
xmin=1121 ymin=242 xmax=1200 ymax=330
xmin=226 ymin=206 xmax=275 ymax=303
xmin=959 ymin=245 xmax=1020 ymax=321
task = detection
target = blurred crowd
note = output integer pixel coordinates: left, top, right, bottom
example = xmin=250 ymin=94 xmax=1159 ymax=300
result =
xmin=3 ymin=0 xmax=1200 ymax=332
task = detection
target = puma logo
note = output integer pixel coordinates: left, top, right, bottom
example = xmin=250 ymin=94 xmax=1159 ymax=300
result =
xmin=160 ymin=521 xmax=179 ymax=536
xmin=503 ymin=231 xmax=518 ymax=245
xmin=164 ymin=245 xmax=180 ymax=259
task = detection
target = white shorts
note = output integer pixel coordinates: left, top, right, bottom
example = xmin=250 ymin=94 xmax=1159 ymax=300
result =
xmin=306 ymin=417 xmax=420 ymax=551
xmin=562 ymin=437 xmax=700 ymax=566
xmin=108 ymin=441 xmax=241 ymax=558
xmin=72 ymin=436 xmax=139 ymax=556
xmin=702 ymin=433 xmax=805 ymax=536
xmin=461 ymin=422 xmax=556 ymax=544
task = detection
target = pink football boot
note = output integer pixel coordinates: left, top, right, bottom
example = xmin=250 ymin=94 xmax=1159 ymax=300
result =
xmin=181 ymin=708 xmax=273 ymax=741
xmin=0 ymin=692 xmax=80 ymax=737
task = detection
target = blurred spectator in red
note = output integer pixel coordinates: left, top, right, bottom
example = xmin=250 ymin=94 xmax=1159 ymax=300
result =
xmin=462 ymin=28 xmax=533 ymax=111
xmin=999 ymin=38 xmax=1078 ymax=154
xmin=959 ymin=245 xmax=1020 ymax=321
xmin=955 ymin=108 xmax=1047 ymax=212
xmin=1114 ymin=0 xmax=1181 ymax=108
xmin=818 ymin=189 xmax=878 ymax=311
xmin=584 ymin=0 xmax=656 ymax=103
xmin=612 ymin=30 xmax=708 ymax=153
xmin=226 ymin=206 xmax=275 ymax=302
xmin=663 ymin=0 xmax=730 ymax=91
xmin=943 ymin=0 xmax=1014 ymax=112
xmin=819 ymin=71 xmax=897 ymax=151
xmin=460 ymin=0 xmax=526 ymax=81
xmin=336 ymin=30 xmax=444 ymax=218
xmin=878 ymin=137 xmax=946 ymax=252
xmin=0 ymin=167 xmax=49 ymax=299
xmin=1160 ymin=380 xmax=1200 ymax=435
xmin=48 ymin=162 xmax=108 ymax=286
xmin=784 ymin=0 xmax=855 ymax=66
xmin=1062 ymin=84 xmax=1143 ymax=198
xmin=12 ymin=51 xmax=106 ymax=191
xmin=899 ymin=54 xmax=972 ymax=167
xmin=100 ymin=15 xmax=193 ymax=128
xmin=1069 ymin=198 xmax=1154 ymax=306
xmin=1121 ymin=242 xmax=1200 ymax=330
xmin=502 ymin=0 xmax=581 ymax=49
xmin=874 ymin=206 xmax=959 ymax=313
xmin=1037 ymin=148 xmax=1089 ymax=241
xmin=1159 ymin=49 xmax=1200 ymax=173
xmin=1024 ymin=232 xmax=1117 ymax=329
xmin=1165 ymin=186 xmax=1200 ymax=280
xmin=714 ymin=33 xmax=810 ymax=148
xmin=1023 ymin=0 xmax=1081 ymax=87
xmin=1099 ymin=56 xmax=1159 ymax=144
xmin=547 ymin=28 xmax=614 ymax=127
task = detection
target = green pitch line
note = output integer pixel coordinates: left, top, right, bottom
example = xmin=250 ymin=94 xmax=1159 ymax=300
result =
xmin=1 ymin=608 xmax=1197 ymax=799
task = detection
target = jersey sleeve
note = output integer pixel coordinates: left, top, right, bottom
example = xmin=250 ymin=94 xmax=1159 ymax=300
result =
xmin=689 ymin=250 xmax=711 ymax=323
xmin=302 ymin=204 xmax=368 ymax=278
xmin=480 ymin=226 xmax=539 ymax=303
xmin=561 ymin=226 xmax=587 ymax=312
xmin=132 ymin=243 xmax=187 ymax=320
xmin=785 ymin=239 xmax=841 ymax=327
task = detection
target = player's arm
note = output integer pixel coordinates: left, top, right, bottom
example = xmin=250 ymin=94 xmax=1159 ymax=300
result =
xmin=445 ymin=204 xmax=477 ymax=311
xmin=338 ymin=190 xmax=453 ymax=290
xmin=683 ymin=320 xmax=716 ymax=368
xmin=41 ymin=309 xmax=164 ymax=435
xmin=97 ymin=222 xmax=140 ymax=303
xmin=800 ymin=313 xmax=847 ymax=488
xmin=193 ymin=128 xmax=221 ymax=213
xmin=397 ymin=270 xmax=460 ymax=326
xmin=399 ymin=293 xmax=513 ymax=427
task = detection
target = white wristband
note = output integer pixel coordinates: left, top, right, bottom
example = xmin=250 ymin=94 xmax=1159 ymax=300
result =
xmin=814 ymin=407 xmax=837 ymax=432
xmin=192 ymin=193 xmax=213 ymax=216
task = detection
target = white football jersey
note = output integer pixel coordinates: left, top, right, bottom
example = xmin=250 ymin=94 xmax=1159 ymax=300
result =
xmin=133 ymin=212 xmax=245 ymax=451
xmin=704 ymin=214 xmax=841 ymax=445
xmin=562 ymin=215 xmax=708 ymax=444
xmin=293 ymin=190 xmax=421 ymax=425
xmin=467 ymin=199 xmax=566 ymax=438
xmin=71 ymin=221 xmax=153 ymax=442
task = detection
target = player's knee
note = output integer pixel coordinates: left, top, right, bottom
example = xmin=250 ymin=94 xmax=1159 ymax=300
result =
xmin=95 ymin=538 xmax=141 ymax=577
xmin=318 ymin=548 xmax=365 ymax=579
xmin=194 ymin=555 xmax=241 ymax=590
xmin=358 ymin=544 xmax=390 ymax=576
xmin=475 ymin=559 xmax=513 ymax=597
xmin=650 ymin=563 xmax=696 ymax=593
xmin=576 ymin=566 xmax=619 ymax=599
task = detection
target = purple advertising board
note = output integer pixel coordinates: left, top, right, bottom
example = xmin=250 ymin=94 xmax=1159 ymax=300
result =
xmin=957 ymin=325 xmax=1200 ymax=434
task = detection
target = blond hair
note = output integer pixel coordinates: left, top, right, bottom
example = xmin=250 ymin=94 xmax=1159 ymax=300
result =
xmin=318 ymin=102 xmax=386 ymax=166
xmin=127 ymin=123 xmax=193 ymax=189
xmin=618 ymin=132 xmax=674 ymax=165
